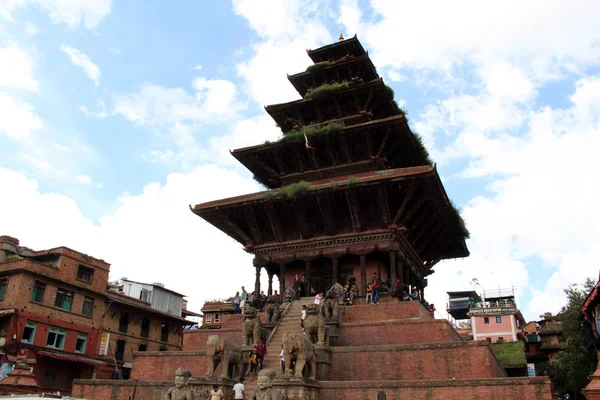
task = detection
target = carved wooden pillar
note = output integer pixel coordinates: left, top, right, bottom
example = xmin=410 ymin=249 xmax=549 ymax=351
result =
xmin=332 ymin=257 xmax=339 ymax=285
xmin=279 ymin=263 xmax=286 ymax=296
xmin=360 ymin=255 xmax=366 ymax=296
xmin=254 ymin=264 xmax=261 ymax=296
xmin=267 ymin=272 xmax=273 ymax=296
xmin=389 ymin=251 xmax=397 ymax=289
xmin=403 ymin=259 xmax=409 ymax=286
xmin=305 ymin=261 xmax=312 ymax=296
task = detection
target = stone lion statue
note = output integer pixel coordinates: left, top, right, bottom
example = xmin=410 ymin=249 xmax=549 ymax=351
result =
xmin=265 ymin=295 xmax=280 ymax=323
xmin=322 ymin=282 xmax=344 ymax=322
xmin=242 ymin=304 xmax=263 ymax=346
xmin=303 ymin=304 xmax=326 ymax=345
xmin=282 ymin=286 xmax=296 ymax=303
xmin=282 ymin=332 xmax=317 ymax=380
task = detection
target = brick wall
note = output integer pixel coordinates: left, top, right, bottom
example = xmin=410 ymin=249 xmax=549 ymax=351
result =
xmin=329 ymin=342 xmax=505 ymax=381
xmin=130 ymin=351 xmax=210 ymax=380
xmin=337 ymin=319 xmax=461 ymax=346
xmin=183 ymin=328 xmax=241 ymax=351
xmin=342 ymin=301 xmax=433 ymax=323
xmin=318 ymin=377 xmax=552 ymax=400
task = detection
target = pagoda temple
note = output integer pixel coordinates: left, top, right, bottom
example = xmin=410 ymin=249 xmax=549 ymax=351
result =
xmin=191 ymin=35 xmax=470 ymax=298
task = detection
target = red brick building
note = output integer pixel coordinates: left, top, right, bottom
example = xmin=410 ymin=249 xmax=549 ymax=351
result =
xmin=200 ymin=301 xmax=233 ymax=328
xmin=0 ymin=235 xmax=193 ymax=395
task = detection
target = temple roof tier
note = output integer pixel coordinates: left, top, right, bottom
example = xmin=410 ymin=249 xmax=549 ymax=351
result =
xmin=232 ymin=115 xmax=430 ymax=188
xmin=191 ymin=165 xmax=469 ymax=264
xmin=265 ymin=78 xmax=398 ymax=133
xmin=289 ymin=53 xmax=378 ymax=97
xmin=307 ymin=34 xmax=366 ymax=63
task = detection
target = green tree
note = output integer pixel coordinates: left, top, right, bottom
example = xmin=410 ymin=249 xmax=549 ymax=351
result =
xmin=545 ymin=278 xmax=597 ymax=399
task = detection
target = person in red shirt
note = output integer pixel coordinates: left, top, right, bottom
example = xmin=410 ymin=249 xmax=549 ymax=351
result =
xmin=372 ymin=272 xmax=381 ymax=305
xmin=257 ymin=340 xmax=267 ymax=370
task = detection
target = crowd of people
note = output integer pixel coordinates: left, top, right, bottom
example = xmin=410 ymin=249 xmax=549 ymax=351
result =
xmin=232 ymin=286 xmax=280 ymax=314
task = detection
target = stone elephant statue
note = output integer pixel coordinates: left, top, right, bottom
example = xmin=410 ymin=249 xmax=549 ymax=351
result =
xmin=242 ymin=304 xmax=263 ymax=346
xmin=282 ymin=332 xmax=317 ymax=380
xmin=205 ymin=334 xmax=243 ymax=380
xmin=303 ymin=304 xmax=326 ymax=345
xmin=322 ymin=283 xmax=344 ymax=322
xmin=265 ymin=295 xmax=280 ymax=323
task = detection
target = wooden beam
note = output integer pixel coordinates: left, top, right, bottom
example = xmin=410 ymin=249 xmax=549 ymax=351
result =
xmin=405 ymin=203 xmax=430 ymax=236
xmin=376 ymin=186 xmax=391 ymax=227
xmin=218 ymin=212 xmax=253 ymax=246
xmin=245 ymin=207 xmax=263 ymax=244
xmin=419 ymin=231 xmax=445 ymax=257
xmin=309 ymin=148 xmax=320 ymax=170
xmin=338 ymin=135 xmax=353 ymax=164
xmin=274 ymin=151 xmax=286 ymax=175
xmin=410 ymin=212 xmax=438 ymax=246
xmin=324 ymin=135 xmax=338 ymax=166
xmin=398 ymin=195 xmax=427 ymax=227
xmin=291 ymin=145 xmax=307 ymax=172
xmin=376 ymin=127 xmax=393 ymax=157
xmin=363 ymin=86 xmax=375 ymax=112
xmin=293 ymin=200 xmax=311 ymax=239
xmin=316 ymin=195 xmax=336 ymax=235
xmin=345 ymin=190 xmax=362 ymax=232
xmin=333 ymin=96 xmax=343 ymax=118
xmin=363 ymin=131 xmax=374 ymax=157
xmin=265 ymin=203 xmax=284 ymax=242
xmin=392 ymin=185 xmax=415 ymax=225
xmin=415 ymin=226 xmax=441 ymax=253
xmin=254 ymin=158 xmax=279 ymax=179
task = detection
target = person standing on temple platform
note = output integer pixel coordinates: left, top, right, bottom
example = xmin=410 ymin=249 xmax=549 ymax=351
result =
xmin=301 ymin=304 xmax=307 ymax=334
xmin=240 ymin=286 xmax=248 ymax=314
xmin=232 ymin=378 xmax=245 ymax=400
xmin=233 ymin=292 xmax=241 ymax=314
xmin=250 ymin=291 xmax=258 ymax=308
xmin=274 ymin=290 xmax=280 ymax=302
xmin=394 ymin=279 xmax=401 ymax=297
xmin=314 ymin=292 xmax=323 ymax=305
xmin=365 ymin=283 xmax=373 ymax=304
xmin=299 ymin=275 xmax=307 ymax=297
xmin=293 ymin=274 xmax=302 ymax=300
xmin=249 ymin=348 xmax=259 ymax=380
xmin=372 ymin=272 xmax=381 ymax=305
xmin=279 ymin=345 xmax=285 ymax=375
xmin=257 ymin=340 xmax=267 ymax=369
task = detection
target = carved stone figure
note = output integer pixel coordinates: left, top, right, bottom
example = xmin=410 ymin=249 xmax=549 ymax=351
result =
xmin=282 ymin=332 xmax=317 ymax=380
xmin=251 ymin=369 xmax=282 ymax=400
xmin=322 ymin=283 xmax=344 ymax=322
xmin=242 ymin=304 xmax=263 ymax=346
xmin=303 ymin=304 xmax=326 ymax=345
xmin=265 ymin=295 xmax=281 ymax=323
xmin=206 ymin=334 xmax=243 ymax=380
xmin=282 ymin=286 xmax=296 ymax=303
xmin=165 ymin=367 xmax=193 ymax=400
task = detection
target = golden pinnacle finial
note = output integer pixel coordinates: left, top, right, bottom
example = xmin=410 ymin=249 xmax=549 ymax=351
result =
xmin=338 ymin=34 xmax=344 ymax=41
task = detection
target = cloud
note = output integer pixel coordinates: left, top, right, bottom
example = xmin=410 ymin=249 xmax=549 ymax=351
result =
xmin=233 ymin=0 xmax=332 ymax=106
xmin=0 ymin=92 xmax=43 ymax=141
xmin=108 ymin=48 xmax=121 ymax=55
xmin=0 ymin=0 xmax=111 ymax=29
xmin=60 ymin=43 xmax=101 ymax=86
xmin=0 ymin=43 xmax=39 ymax=91
xmin=193 ymin=65 xmax=202 ymax=71
xmin=0 ymin=165 xmax=270 ymax=312
xmin=75 ymin=174 xmax=92 ymax=184
xmin=24 ymin=21 xmax=38 ymax=36
xmin=77 ymin=99 xmax=107 ymax=118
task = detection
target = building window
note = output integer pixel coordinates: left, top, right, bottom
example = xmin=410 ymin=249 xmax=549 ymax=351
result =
xmin=214 ymin=313 xmax=221 ymax=323
xmin=498 ymin=337 xmax=504 ymax=342
xmin=119 ymin=313 xmax=129 ymax=333
xmin=0 ymin=278 xmax=8 ymax=300
xmin=140 ymin=319 xmax=150 ymax=338
xmin=138 ymin=344 xmax=147 ymax=352
xmin=486 ymin=337 xmax=492 ymax=343
xmin=54 ymin=288 xmax=73 ymax=311
xmin=31 ymin=281 xmax=46 ymax=303
xmin=496 ymin=316 xmax=502 ymax=323
xmin=82 ymin=296 xmax=94 ymax=317
xmin=75 ymin=333 xmax=88 ymax=353
xmin=140 ymin=289 xmax=151 ymax=302
xmin=484 ymin=317 xmax=490 ymax=324
xmin=206 ymin=314 xmax=212 ymax=322
xmin=161 ymin=323 xmax=169 ymax=342
xmin=115 ymin=339 xmax=125 ymax=361
xmin=159 ymin=345 xmax=167 ymax=351
xmin=21 ymin=321 xmax=37 ymax=343
xmin=76 ymin=265 xmax=94 ymax=283
xmin=46 ymin=326 xmax=67 ymax=350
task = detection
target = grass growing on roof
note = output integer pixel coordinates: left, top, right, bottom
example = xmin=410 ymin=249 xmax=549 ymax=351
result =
xmin=490 ymin=341 xmax=526 ymax=368
xmin=279 ymin=121 xmax=345 ymax=143
xmin=263 ymin=181 xmax=311 ymax=199
xmin=306 ymin=61 xmax=331 ymax=72
xmin=449 ymin=200 xmax=470 ymax=240
xmin=347 ymin=176 xmax=359 ymax=185
xmin=304 ymin=82 xmax=349 ymax=100
xmin=411 ymin=131 xmax=433 ymax=165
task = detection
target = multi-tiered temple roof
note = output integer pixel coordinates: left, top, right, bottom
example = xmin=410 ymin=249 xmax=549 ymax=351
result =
xmin=192 ymin=35 xmax=468 ymax=291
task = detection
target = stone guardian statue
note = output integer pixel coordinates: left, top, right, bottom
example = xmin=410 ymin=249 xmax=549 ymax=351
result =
xmin=251 ymin=368 xmax=282 ymax=400
xmin=165 ymin=367 xmax=193 ymax=400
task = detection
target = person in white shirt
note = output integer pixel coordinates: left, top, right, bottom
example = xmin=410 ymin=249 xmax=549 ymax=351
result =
xmin=314 ymin=293 xmax=323 ymax=305
xmin=232 ymin=379 xmax=245 ymax=399
xmin=300 ymin=304 xmax=307 ymax=334
xmin=280 ymin=345 xmax=285 ymax=375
